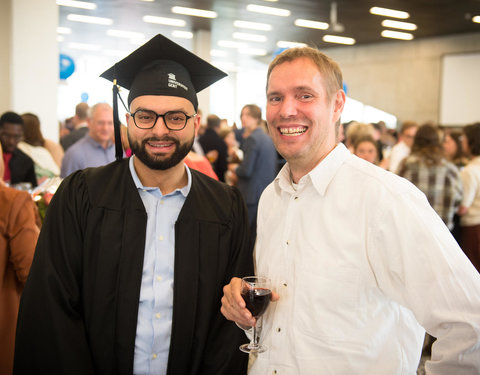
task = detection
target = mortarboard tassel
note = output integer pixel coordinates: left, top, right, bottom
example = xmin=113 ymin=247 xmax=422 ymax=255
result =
xmin=112 ymin=78 xmax=123 ymax=161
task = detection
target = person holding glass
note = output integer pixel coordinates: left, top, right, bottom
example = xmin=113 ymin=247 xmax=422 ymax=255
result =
xmin=221 ymin=46 xmax=480 ymax=374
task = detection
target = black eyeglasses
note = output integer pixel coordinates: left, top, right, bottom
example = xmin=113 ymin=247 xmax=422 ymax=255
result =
xmin=129 ymin=109 xmax=197 ymax=131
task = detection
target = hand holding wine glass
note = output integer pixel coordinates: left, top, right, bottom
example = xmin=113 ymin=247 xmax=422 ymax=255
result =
xmin=239 ymin=276 xmax=272 ymax=353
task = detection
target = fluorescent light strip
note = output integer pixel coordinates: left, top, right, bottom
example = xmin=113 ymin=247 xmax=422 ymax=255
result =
xmin=67 ymin=14 xmax=113 ymax=25
xmin=57 ymin=35 xmax=65 ymax=42
xmin=381 ymin=30 xmax=414 ymax=40
xmin=57 ymin=26 xmax=72 ymax=34
xmin=210 ymin=49 xmax=228 ymax=57
xmin=233 ymin=32 xmax=267 ymax=42
xmin=142 ymin=15 xmax=186 ymax=27
xmin=369 ymin=7 xmax=409 ymax=19
xmin=233 ymin=20 xmax=272 ymax=31
xmin=239 ymin=47 xmax=267 ymax=56
xmin=56 ymin=0 xmax=96 ymax=10
xmin=107 ymin=30 xmax=145 ymax=39
xmin=276 ymin=40 xmax=307 ymax=48
xmin=68 ymin=42 xmax=101 ymax=50
xmin=104 ymin=49 xmax=131 ymax=57
xmin=382 ymin=19 xmax=417 ymax=31
xmin=172 ymin=30 xmax=193 ymax=39
xmin=171 ymin=6 xmax=217 ymax=18
xmin=246 ymin=4 xmax=291 ymax=17
xmin=473 ymin=15 xmax=480 ymax=23
xmin=294 ymin=19 xmax=329 ymax=30
xmin=218 ymin=40 xmax=247 ymax=48
xmin=322 ymin=35 xmax=356 ymax=45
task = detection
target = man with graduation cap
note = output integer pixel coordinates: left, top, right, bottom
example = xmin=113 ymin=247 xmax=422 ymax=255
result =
xmin=14 ymin=35 xmax=253 ymax=375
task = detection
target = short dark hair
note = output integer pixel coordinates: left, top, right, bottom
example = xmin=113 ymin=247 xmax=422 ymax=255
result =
xmin=464 ymin=122 xmax=480 ymax=156
xmin=206 ymin=114 xmax=221 ymax=129
xmin=0 ymin=111 xmax=24 ymax=129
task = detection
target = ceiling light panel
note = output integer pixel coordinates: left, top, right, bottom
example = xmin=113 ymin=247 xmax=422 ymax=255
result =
xmin=172 ymin=30 xmax=194 ymax=39
xmin=322 ymin=35 xmax=356 ymax=45
xmin=218 ymin=40 xmax=247 ymax=49
xmin=381 ymin=30 xmax=414 ymax=40
xmin=107 ymin=30 xmax=145 ymax=39
xmin=233 ymin=20 xmax=272 ymax=31
xmin=233 ymin=32 xmax=267 ymax=42
xmin=171 ymin=6 xmax=217 ymax=18
xmin=276 ymin=40 xmax=307 ymax=48
xmin=239 ymin=47 xmax=267 ymax=56
xmin=294 ymin=19 xmax=329 ymax=30
xmin=68 ymin=42 xmax=101 ymax=50
xmin=369 ymin=7 xmax=409 ymax=19
xmin=382 ymin=19 xmax=417 ymax=31
xmin=56 ymin=0 xmax=96 ymax=10
xmin=142 ymin=15 xmax=186 ymax=27
xmin=210 ymin=49 xmax=228 ymax=57
xmin=67 ymin=14 xmax=113 ymax=25
xmin=57 ymin=26 xmax=72 ymax=34
xmin=246 ymin=4 xmax=291 ymax=17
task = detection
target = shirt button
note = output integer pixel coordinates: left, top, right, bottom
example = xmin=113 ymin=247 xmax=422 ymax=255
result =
xmin=157 ymin=275 xmax=162 ymax=281
xmin=273 ymin=370 xmax=277 ymax=374
xmin=155 ymin=313 xmax=161 ymax=319
xmin=294 ymin=196 xmax=298 ymax=200
xmin=152 ymin=354 xmax=157 ymax=359
xmin=158 ymin=235 xmax=164 ymax=241
xmin=286 ymin=241 xmax=289 ymax=245
xmin=277 ymin=327 xmax=281 ymax=332
xmin=283 ymin=282 xmax=288 ymax=287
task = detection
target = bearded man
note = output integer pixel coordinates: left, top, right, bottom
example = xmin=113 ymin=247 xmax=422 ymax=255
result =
xmin=14 ymin=35 xmax=253 ymax=375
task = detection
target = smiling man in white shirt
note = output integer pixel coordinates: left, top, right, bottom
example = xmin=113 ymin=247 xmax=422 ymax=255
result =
xmin=221 ymin=46 xmax=480 ymax=374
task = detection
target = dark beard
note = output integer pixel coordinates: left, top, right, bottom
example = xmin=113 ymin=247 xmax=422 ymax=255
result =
xmin=128 ymin=134 xmax=193 ymax=170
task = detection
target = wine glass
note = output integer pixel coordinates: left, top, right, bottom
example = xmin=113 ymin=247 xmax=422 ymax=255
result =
xmin=239 ymin=276 xmax=272 ymax=353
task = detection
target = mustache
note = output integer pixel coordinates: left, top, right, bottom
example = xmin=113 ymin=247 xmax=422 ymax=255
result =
xmin=142 ymin=136 xmax=179 ymax=145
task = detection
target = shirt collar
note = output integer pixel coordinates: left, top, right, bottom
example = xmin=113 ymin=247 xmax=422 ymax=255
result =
xmin=275 ymin=143 xmax=350 ymax=196
xmin=129 ymin=156 xmax=191 ymax=197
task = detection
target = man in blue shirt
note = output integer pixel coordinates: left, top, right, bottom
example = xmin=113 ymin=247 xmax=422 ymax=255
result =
xmin=14 ymin=35 xmax=253 ymax=375
xmin=60 ymin=102 xmax=116 ymax=177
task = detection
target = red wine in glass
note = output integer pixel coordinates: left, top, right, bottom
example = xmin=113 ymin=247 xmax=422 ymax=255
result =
xmin=239 ymin=276 xmax=272 ymax=353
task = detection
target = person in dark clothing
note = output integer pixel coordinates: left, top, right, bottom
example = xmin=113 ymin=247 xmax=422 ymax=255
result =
xmin=0 ymin=111 xmax=37 ymax=188
xmin=14 ymin=34 xmax=253 ymax=375
xmin=199 ymin=114 xmax=228 ymax=182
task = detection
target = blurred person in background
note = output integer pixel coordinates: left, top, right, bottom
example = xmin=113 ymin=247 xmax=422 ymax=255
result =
xmin=388 ymin=120 xmax=418 ymax=174
xmin=0 ymin=142 xmax=39 ymax=374
xmin=458 ymin=122 xmax=480 ymax=272
xmin=443 ymin=129 xmax=469 ymax=169
xmin=199 ymin=114 xmax=228 ymax=182
xmin=18 ymin=113 xmax=62 ymax=183
xmin=60 ymin=102 xmax=89 ymax=151
xmin=399 ymin=124 xmax=462 ymax=233
xmin=60 ymin=103 xmax=116 ymax=178
xmin=0 ymin=112 xmax=37 ymax=188
xmin=353 ymin=134 xmax=379 ymax=165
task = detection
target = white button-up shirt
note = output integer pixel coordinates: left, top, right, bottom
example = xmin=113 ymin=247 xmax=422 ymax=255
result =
xmin=252 ymin=143 xmax=480 ymax=375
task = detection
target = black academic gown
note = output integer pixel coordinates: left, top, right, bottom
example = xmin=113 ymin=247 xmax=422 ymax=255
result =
xmin=14 ymin=159 xmax=253 ymax=375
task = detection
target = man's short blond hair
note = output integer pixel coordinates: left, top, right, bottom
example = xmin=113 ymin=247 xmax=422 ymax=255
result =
xmin=267 ymin=47 xmax=343 ymax=101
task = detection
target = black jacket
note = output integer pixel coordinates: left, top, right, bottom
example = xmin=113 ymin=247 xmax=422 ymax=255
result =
xmin=8 ymin=148 xmax=37 ymax=187
xmin=14 ymin=159 xmax=252 ymax=374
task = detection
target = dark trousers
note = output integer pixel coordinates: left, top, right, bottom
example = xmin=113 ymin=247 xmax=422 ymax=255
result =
xmin=460 ymin=224 xmax=480 ymax=273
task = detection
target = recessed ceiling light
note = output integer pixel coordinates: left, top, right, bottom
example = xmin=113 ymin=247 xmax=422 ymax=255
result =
xmin=233 ymin=20 xmax=272 ymax=31
xmin=68 ymin=42 xmax=101 ymax=50
xmin=210 ymin=49 xmax=228 ymax=57
xmin=142 ymin=15 xmax=186 ymax=27
xmin=172 ymin=30 xmax=193 ymax=39
xmin=57 ymin=27 xmax=72 ymax=34
xmin=171 ymin=6 xmax=217 ymax=18
xmin=381 ymin=30 xmax=414 ymax=40
xmin=473 ymin=15 xmax=480 ymax=24
xmin=381 ymin=19 xmax=417 ymax=31
xmin=67 ymin=14 xmax=113 ymax=25
xmin=322 ymin=35 xmax=356 ymax=45
xmin=369 ymin=7 xmax=409 ymax=19
xmin=107 ymin=30 xmax=145 ymax=39
xmin=239 ymin=47 xmax=267 ymax=56
xmin=233 ymin=32 xmax=267 ymax=42
xmin=246 ymin=4 xmax=291 ymax=17
xmin=56 ymin=0 xmax=96 ymax=10
xmin=218 ymin=40 xmax=247 ymax=49
xmin=294 ymin=19 xmax=329 ymax=30
xmin=276 ymin=41 xmax=307 ymax=48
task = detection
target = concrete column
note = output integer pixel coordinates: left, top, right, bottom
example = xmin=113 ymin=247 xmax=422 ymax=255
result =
xmin=192 ymin=30 xmax=211 ymax=115
xmin=3 ymin=0 xmax=58 ymax=141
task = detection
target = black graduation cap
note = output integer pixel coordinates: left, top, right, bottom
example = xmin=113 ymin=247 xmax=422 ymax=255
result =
xmin=100 ymin=34 xmax=227 ymax=161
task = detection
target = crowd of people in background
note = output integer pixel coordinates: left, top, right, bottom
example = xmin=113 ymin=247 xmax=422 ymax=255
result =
xmin=1 ymin=61 xmax=480 ymax=373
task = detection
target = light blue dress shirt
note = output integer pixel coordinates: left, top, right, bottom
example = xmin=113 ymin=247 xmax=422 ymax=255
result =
xmin=129 ymin=156 xmax=191 ymax=375
xmin=60 ymin=134 xmax=116 ymax=178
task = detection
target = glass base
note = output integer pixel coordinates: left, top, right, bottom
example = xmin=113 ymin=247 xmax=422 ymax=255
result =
xmin=239 ymin=343 xmax=267 ymax=354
